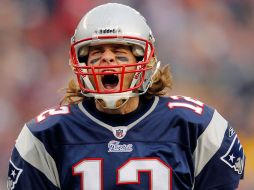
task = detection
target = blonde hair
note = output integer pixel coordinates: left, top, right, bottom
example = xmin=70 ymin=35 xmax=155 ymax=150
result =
xmin=60 ymin=64 xmax=173 ymax=105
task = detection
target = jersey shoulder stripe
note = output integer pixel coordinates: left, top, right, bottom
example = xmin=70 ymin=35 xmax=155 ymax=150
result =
xmin=192 ymin=110 xmax=228 ymax=177
xmin=15 ymin=124 xmax=60 ymax=188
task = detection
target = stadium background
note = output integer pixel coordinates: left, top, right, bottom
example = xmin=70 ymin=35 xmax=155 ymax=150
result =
xmin=0 ymin=0 xmax=253 ymax=189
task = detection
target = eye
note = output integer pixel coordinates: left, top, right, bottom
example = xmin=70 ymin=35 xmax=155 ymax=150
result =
xmin=90 ymin=50 xmax=101 ymax=56
xmin=116 ymin=56 xmax=129 ymax=62
xmin=88 ymin=49 xmax=103 ymax=64
xmin=113 ymin=49 xmax=130 ymax=62
xmin=89 ymin=57 xmax=100 ymax=64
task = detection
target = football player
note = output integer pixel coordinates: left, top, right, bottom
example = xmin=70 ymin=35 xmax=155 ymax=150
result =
xmin=8 ymin=3 xmax=245 ymax=190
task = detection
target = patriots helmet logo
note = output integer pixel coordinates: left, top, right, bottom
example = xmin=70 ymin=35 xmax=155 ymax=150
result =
xmin=7 ymin=160 xmax=23 ymax=190
xmin=221 ymin=135 xmax=245 ymax=175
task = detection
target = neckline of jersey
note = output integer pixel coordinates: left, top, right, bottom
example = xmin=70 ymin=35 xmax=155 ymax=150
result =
xmin=77 ymin=96 xmax=159 ymax=133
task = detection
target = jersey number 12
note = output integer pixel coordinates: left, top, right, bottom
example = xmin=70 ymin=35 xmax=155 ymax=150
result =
xmin=168 ymin=95 xmax=204 ymax=114
xmin=73 ymin=157 xmax=172 ymax=190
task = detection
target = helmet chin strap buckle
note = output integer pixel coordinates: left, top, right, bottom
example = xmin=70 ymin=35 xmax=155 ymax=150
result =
xmin=94 ymin=92 xmax=136 ymax=109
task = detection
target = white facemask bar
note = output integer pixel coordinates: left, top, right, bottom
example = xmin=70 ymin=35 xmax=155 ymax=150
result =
xmin=80 ymin=64 xmax=95 ymax=90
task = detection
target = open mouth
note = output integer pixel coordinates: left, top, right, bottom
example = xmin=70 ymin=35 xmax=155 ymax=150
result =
xmin=101 ymin=74 xmax=119 ymax=89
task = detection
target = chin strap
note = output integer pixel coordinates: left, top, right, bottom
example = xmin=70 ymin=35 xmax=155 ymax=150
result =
xmin=82 ymin=91 xmax=142 ymax=109
xmin=95 ymin=92 xmax=132 ymax=109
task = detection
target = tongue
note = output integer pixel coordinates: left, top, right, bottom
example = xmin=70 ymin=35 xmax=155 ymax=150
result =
xmin=104 ymin=83 xmax=117 ymax=89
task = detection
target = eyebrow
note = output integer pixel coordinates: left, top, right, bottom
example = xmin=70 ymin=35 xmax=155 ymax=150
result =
xmin=89 ymin=46 xmax=103 ymax=52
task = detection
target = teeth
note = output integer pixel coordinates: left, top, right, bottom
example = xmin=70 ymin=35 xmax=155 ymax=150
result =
xmin=102 ymin=69 xmax=116 ymax=73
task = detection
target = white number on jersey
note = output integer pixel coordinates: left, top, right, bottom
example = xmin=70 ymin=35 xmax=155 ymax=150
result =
xmin=36 ymin=106 xmax=70 ymax=122
xmin=73 ymin=157 xmax=172 ymax=190
xmin=168 ymin=95 xmax=204 ymax=114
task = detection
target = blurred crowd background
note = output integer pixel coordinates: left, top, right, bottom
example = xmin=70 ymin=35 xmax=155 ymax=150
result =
xmin=0 ymin=0 xmax=253 ymax=189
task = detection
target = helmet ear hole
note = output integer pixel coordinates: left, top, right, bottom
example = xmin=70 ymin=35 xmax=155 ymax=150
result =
xmin=136 ymin=56 xmax=143 ymax=62
xmin=78 ymin=55 xmax=88 ymax=63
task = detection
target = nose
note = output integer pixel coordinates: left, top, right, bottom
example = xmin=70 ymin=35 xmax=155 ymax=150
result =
xmin=100 ymin=49 xmax=116 ymax=65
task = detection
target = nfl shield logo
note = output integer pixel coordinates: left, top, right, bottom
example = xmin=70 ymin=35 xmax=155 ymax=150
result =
xmin=112 ymin=127 xmax=127 ymax=139
xmin=116 ymin=129 xmax=124 ymax=138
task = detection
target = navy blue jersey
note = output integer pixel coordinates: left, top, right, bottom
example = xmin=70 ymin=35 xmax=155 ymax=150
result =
xmin=7 ymin=95 xmax=245 ymax=190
